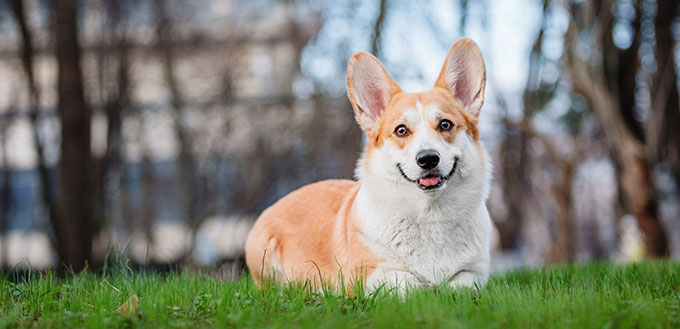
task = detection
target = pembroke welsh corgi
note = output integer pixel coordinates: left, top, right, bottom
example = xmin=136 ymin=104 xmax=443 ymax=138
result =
xmin=245 ymin=38 xmax=492 ymax=293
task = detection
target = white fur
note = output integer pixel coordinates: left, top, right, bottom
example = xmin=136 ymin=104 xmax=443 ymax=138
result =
xmin=353 ymin=103 xmax=492 ymax=293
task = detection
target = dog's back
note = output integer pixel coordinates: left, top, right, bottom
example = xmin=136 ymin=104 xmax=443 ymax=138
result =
xmin=245 ymin=179 xmax=380 ymax=287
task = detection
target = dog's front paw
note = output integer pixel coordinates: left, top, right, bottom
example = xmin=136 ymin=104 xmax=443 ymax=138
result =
xmin=449 ymin=270 xmax=487 ymax=290
xmin=365 ymin=269 xmax=421 ymax=296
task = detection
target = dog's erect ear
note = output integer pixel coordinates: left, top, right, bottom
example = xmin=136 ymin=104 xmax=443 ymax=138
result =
xmin=435 ymin=38 xmax=486 ymax=117
xmin=347 ymin=52 xmax=401 ymax=131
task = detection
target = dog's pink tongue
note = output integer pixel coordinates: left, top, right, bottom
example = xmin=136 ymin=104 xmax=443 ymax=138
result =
xmin=419 ymin=176 xmax=441 ymax=186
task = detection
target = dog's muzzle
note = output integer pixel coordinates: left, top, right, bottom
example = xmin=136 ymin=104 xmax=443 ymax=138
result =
xmin=397 ymin=156 xmax=458 ymax=191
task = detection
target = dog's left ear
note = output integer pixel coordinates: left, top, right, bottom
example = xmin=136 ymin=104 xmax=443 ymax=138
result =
xmin=435 ymin=38 xmax=486 ymax=117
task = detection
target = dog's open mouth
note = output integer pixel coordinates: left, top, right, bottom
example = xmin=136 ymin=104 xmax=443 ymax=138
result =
xmin=397 ymin=157 xmax=458 ymax=191
xmin=418 ymin=174 xmax=443 ymax=190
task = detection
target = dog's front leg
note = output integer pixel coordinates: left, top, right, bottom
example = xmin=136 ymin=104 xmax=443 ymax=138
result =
xmin=365 ymin=269 xmax=422 ymax=296
xmin=449 ymin=269 xmax=488 ymax=290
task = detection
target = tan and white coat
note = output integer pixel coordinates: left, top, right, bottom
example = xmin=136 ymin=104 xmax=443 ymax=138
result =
xmin=245 ymin=38 xmax=492 ymax=293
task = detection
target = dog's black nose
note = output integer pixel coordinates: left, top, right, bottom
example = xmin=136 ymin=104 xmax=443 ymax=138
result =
xmin=416 ymin=149 xmax=440 ymax=170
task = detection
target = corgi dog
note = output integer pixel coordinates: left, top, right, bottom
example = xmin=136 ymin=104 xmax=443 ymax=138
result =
xmin=245 ymin=38 xmax=492 ymax=292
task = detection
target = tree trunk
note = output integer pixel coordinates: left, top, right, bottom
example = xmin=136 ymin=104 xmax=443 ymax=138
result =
xmin=155 ymin=0 xmax=202 ymax=264
xmin=9 ymin=0 xmax=61 ymax=253
xmin=619 ymin=160 xmax=667 ymax=256
xmin=140 ymin=152 xmax=156 ymax=251
xmin=495 ymin=1 xmax=550 ymax=251
xmin=555 ymin=162 xmax=575 ymax=261
xmin=97 ymin=0 xmax=131 ymax=255
xmin=0 ymin=126 xmax=10 ymax=271
xmin=54 ymin=0 xmax=93 ymax=271
xmin=497 ymin=120 xmax=527 ymax=250
xmin=371 ymin=0 xmax=387 ymax=57
xmin=529 ymin=129 xmax=579 ymax=262
xmin=563 ymin=2 xmax=668 ymax=257
xmin=649 ymin=0 xmax=680 ymax=194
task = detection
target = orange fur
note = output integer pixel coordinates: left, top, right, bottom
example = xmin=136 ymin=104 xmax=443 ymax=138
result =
xmin=245 ymin=180 xmax=380 ymax=289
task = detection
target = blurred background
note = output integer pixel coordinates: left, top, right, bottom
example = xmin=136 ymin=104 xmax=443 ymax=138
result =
xmin=0 ymin=0 xmax=678 ymax=277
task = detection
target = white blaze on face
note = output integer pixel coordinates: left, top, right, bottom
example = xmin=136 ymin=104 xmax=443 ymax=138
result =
xmin=412 ymin=100 xmax=449 ymax=157
xmin=396 ymin=100 xmax=457 ymax=180
xmin=411 ymin=100 xmax=434 ymax=155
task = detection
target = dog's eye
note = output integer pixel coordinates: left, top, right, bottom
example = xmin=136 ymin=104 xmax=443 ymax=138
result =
xmin=439 ymin=119 xmax=453 ymax=131
xmin=394 ymin=125 xmax=409 ymax=137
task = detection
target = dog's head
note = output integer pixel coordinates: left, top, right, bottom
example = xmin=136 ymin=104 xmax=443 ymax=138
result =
xmin=348 ymin=38 xmax=487 ymax=196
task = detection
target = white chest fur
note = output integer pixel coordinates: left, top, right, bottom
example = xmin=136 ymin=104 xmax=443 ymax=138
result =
xmin=353 ymin=142 xmax=493 ymax=290
xmin=356 ymin=186 xmax=492 ymax=288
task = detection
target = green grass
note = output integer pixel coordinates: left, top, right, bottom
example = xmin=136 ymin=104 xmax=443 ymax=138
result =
xmin=1 ymin=261 xmax=679 ymax=328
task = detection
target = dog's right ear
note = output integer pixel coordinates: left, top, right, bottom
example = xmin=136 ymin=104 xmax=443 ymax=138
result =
xmin=347 ymin=52 xmax=401 ymax=131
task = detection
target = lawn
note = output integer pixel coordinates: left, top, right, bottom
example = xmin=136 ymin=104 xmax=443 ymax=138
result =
xmin=1 ymin=261 xmax=679 ymax=328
